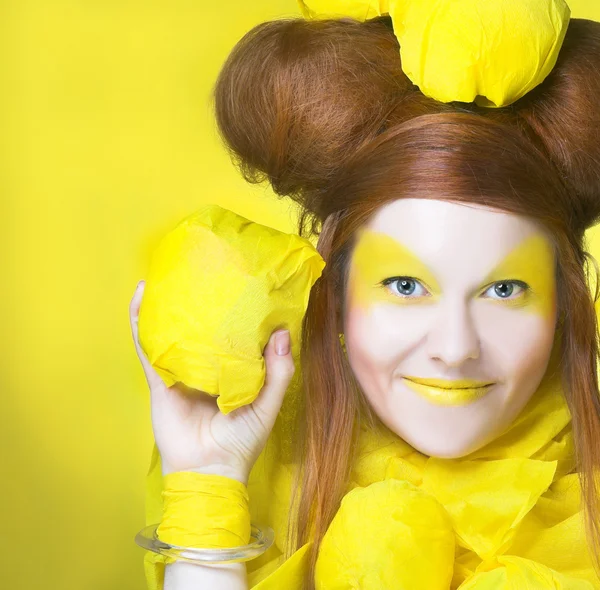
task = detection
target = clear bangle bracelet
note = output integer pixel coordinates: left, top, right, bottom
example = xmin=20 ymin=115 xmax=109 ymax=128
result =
xmin=135 ymin=523 xmax=275 ymax=565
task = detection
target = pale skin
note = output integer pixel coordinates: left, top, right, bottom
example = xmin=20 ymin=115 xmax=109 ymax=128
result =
xmin=129 ymin=197 xmax=558 ymax=586
xmin=343 ymin=198 xmax=558 ymax=458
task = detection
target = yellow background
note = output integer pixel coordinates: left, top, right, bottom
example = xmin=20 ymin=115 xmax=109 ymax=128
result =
xmin=2 ymin=1 xmax=598 ymax=588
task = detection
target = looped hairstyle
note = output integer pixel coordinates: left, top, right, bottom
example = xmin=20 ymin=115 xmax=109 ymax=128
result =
xmin=214 ymin=15 xmax=600 ymax=587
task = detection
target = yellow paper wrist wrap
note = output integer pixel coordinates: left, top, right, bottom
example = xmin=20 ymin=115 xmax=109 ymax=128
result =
xmin=157 ymin=471 xmax=252 ymax=564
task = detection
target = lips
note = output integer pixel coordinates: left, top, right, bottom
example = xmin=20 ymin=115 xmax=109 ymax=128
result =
xmin=404 ymin=376 xmax=494 ymax=389
xmin=402 ymin=376 xmax=495 ymax=406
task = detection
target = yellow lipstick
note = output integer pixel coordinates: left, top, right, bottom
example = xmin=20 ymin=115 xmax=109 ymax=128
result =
xmin=402 ymin=376 xmax=494 ymax=406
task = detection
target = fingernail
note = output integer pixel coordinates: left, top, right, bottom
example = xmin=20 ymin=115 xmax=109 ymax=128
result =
xmin=275 ymin=330 xmax=290 ymax=356
xmin=137 ymin=280 xmax=145 ymax=290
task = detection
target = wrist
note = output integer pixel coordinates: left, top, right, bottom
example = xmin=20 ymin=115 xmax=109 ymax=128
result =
xmin=162 ymin=463 xmax=249 ymax=486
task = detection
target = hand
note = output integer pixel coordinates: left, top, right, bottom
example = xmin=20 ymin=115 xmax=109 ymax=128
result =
xmin=129 ymin=281 xmax=296 ymax=485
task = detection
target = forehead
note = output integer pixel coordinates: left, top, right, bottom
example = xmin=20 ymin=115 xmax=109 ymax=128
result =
xmin=362 ymin=198 xmax=548 ymax=274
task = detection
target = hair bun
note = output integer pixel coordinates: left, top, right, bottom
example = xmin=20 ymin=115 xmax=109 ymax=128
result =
xmin=213 ymin=17 xmax=413 ymax=221
xmin=511 ymin=19 xmax=600 ymax=231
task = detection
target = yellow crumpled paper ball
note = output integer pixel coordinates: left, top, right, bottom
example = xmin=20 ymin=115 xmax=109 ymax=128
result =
xmin=137 ymin=204 xmax=325 ymax=414
xmin=314 ymin=479 xmax=455 ymax=589
xmin=298 ymin=0 xmax=571 ymax=108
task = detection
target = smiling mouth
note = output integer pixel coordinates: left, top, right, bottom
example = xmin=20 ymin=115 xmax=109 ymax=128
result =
xmin=402 ymin=376 xmax=495 ymax=406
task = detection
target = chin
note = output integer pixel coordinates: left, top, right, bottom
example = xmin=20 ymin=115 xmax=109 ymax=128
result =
xmin=396 ymin=430 xmax=485 ymax=459
xmin=422 ymin=445 xmax=475 ymax=460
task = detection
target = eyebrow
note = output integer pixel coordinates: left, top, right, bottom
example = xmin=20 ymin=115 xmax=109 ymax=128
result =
xmin=356 ymin=229 xmax=441 ymax=290
xmin=480 ymin=234 xmax=550 ymax=285
xmin=367 ymin=230 xmax=545 ymax=289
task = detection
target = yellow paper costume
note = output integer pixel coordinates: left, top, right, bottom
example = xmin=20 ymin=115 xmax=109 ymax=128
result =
xmin=140 ymin=205 xmax=600 ymax=589
xmin=138 ymin=0 xmax=600 ymax=587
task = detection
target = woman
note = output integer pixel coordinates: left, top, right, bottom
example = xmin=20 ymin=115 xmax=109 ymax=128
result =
xmin=130 ymin=3 xmax=600 ymax=588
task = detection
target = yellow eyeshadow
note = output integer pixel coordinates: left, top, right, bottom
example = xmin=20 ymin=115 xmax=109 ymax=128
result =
xmin=347 ymin=228 xmax=441 ymax=311
xmin=481 ymin=233 xmax=556 ymax=318
xmin=347 ymin=228 xmax=556 ymax=318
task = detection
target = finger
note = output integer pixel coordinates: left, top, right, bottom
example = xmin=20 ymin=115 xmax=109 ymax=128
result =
xmin=129 ymin=281 xmax=145 ymax=353
xmin=129 ymin=281 xmax=165 ymax=390
xmin=252 ymin=330 xmax=295 ymax=426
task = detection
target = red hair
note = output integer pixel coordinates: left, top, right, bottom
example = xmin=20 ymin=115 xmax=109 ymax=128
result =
xmin=214 ymin=16 xmax=600 ymax=587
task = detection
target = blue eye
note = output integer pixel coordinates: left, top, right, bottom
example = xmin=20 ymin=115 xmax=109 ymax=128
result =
xmin=380 ymin=277 xmax=530 ymax=301
xmin=483 ymin=280 xmax=529 ymax=300
xmin=381 ymin=277 xmax=428 ymax=298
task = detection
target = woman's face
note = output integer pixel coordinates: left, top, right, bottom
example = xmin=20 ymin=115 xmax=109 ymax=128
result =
xmin=343 ymin=198 xmax=558 ymax=458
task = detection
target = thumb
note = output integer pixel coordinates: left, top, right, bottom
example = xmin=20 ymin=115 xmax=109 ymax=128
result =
xmin=251 ymin=330 xmax=295 ymax=427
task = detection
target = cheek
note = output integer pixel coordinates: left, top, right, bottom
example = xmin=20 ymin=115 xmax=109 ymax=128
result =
xmin=476 ymin=306 xmax=557 ymax=387
xmin=344 ymin=303 xmax=429 ymax=380
xmin=346 ymin=302 xmax=557 ymax=383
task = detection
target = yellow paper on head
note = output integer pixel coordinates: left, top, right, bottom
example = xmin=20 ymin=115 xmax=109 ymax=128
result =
xmin=297 ymin=0 xmax=383 ymax=20
xmin=392 ymin=0 xmax=571 ymax=108
xmin=299 ymin=0 xmax=571 ymax=108
xmin=137 ymin=204 xmax=326 ymax=414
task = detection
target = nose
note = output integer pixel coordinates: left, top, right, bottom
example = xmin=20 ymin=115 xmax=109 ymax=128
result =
xmin=426 ymin=298 xmax=480 ymax=367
